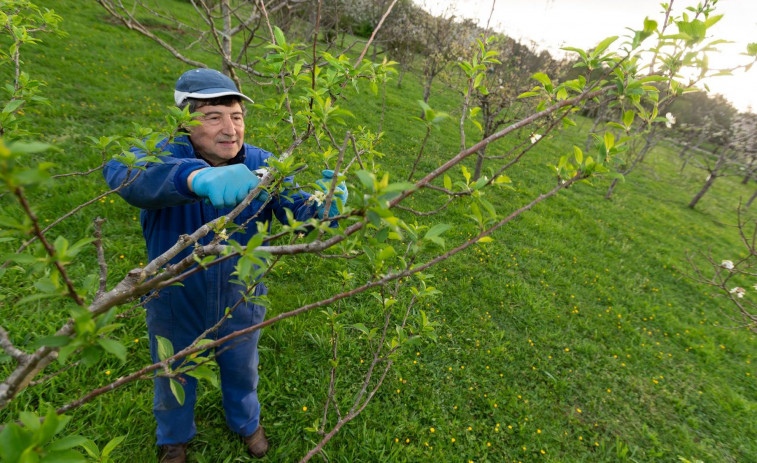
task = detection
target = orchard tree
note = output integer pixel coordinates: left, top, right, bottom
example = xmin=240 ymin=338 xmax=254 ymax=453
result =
xmin=734 ymin=113 xmax=757 ymax=186
xmin=379 ymin=0 xmax=423 ymax=87
xmin=688 ymin=209 xmax=757 ymax=333
xmin=467 ymin=35 xmax=565 ymax=180
xmin=584 ymin=0 xmax=757 ymax=200
xmin=412 ymin=2 xmax=469 ymax=106
xmin=96 ymin=0 xmax=315 ymax=84
xmin=685 ymin=112 xmax=757 ymax=209
xmin=2 ymin=0 xmax=757 ymax=461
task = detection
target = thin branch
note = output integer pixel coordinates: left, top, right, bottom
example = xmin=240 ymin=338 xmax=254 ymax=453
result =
xmin=354 ymin=0 xmax=399 ymax=68
xmin=14 ymin=187 xmax=84 ymax=306
xmin=0 ymin=326 xmax=26 ymax=361
xmin=93 ymin=217 xmax=108 ymax=300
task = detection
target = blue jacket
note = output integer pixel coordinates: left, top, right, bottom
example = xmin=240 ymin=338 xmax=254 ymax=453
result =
xmin=103 ymin=135 xmax=316 ymax=337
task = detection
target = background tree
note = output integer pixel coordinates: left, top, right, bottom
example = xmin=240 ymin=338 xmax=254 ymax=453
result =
xmin=412 ymin=3 xmax=468 ymax=106
xmin=468 ymin=35 xmax=565 ymax=180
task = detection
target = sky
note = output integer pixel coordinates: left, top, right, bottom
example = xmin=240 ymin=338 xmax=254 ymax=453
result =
xmin=420 ymin=0 xmax=757 ymax=113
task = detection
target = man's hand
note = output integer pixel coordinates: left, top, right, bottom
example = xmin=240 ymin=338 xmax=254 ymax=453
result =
xmin=189 ymin=165 xmax=267 ymax=209
xmin=314 ymin=169 xmax=348 ymax=219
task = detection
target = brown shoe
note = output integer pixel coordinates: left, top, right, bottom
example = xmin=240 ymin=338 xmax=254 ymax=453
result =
xmin=243 ymin=426 xmax=269 ymax=458
xmin=158 ymin=443 xmax=187 ymax=463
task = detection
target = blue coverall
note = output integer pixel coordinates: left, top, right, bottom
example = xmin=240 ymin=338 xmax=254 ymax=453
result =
xmin=103 ymin=135 xmax=316 ymax=445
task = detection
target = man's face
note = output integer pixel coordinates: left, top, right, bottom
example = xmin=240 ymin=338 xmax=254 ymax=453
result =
xmin=188 ymin=102 xmax=245 ymax=166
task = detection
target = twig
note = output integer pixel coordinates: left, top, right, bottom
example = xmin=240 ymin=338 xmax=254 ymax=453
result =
xmin=93 ymin=217 xmax=108 ymax=300
xmin=354 ymin=0 xmax=399 ymax=68
xmin=14 ymin=187 xmax=84 ymax=306
xmin=0 ymin=326 xmax=26 ymax=361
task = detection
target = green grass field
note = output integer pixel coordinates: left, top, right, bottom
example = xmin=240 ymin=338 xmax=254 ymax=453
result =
xmin=1 ymin=1 xmax=756 ymax=462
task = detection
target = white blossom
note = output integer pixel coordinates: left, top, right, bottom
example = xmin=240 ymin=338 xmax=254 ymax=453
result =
xmin=309 ymin=190 xmax=326 ymax=206
xmin=530 ymin=133 xmax=542 ymax=144
xmin=665 ymin=112 xmax=676 ymax=128
xmin=721 ymin=260 xmax=734 ymax=270
xmin=753 ymin=283 xmax=757 ymax=291
xmin=729 ymin=287 xmax=746 ymax=298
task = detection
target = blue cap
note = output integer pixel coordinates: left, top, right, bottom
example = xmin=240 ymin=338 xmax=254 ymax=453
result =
xmin=174 ymin=68 xmax=253 ymax=106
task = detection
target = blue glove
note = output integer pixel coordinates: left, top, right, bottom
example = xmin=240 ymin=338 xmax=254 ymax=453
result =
xmin=190 ymin=165 xmax=268 ymax=209
xmin=314 ymin=169 xmax=348 ymax=219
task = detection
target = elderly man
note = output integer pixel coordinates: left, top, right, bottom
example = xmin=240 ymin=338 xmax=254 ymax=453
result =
xmin=103 ymin=68 xmax=346 ymax=462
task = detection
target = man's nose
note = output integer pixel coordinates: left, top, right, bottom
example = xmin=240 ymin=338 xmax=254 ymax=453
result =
xmin=220 ymin=115 xmax=236 ymax=134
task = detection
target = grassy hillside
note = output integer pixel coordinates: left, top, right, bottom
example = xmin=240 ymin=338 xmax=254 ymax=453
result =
xmin=2 ymin=1 xmax=756 ymax=462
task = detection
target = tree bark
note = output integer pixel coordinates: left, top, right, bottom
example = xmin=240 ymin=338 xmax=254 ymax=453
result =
xmin=473 ymin=144 xmax=487 ymax=181
xmin=689 ymin=174 xmax=717 ymax=208
xmin=747 ymin=188 xmax=757 ymax=207
xmin=605 ymin=177 xmax=620 ymax=199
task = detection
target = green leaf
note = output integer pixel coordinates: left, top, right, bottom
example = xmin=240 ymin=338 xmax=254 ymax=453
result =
xmin=97 ymin=338 xmax=127 ymax=362
xmin=592 ymin=36 xmax=618 ymax=55
xmin=425 ymin=224 xmax=451 ymax=241
xmin=378 ymin=245 xmax=396 ymax=261
xmin=32 ymin=335 xmax=71 ymax=349
xmin=155 ymin=335 xmax=174 ymax=361
xmin=531 ymin=72 xmax=552 ymax=89
xmin=48 ymin=435 xmax=88 ymax=452
xmin=473 ymin=72 xmax=485 ymax=89
xmin=493 ymin=174 xmax=511 ymax=185
xmin=573 ymin=146 xmax=583 ymax=165
xmin=38 ymin=449 xmax=85 ymax=462
xmin=704 ymin=14 xmax=723 ymax=29
xmin=101 ymin=435 xmax=126 ymax=458
xmin=351 ymin=323 xmax=369 ymax=336
xmin=461 ymin=165 xmax=471 ymax=185
xmin=517 ymin=91 xmax=540 ymax=99
xmin=169 ymin=378 xmax=185 ymax=406
xmin=185 ymin=364 xmax=219 ymax=388
xmin=7 ymin=141 xmax=52 ymax=154
xmin=604 ymin=131 xmax=615 ymax=151
xmin=273 ymin=26 xmax=286 ymax=46
xmin=443 ymin=174 xmax=452 ymax=191
xmin=355 ymin=170 xmax=375 ymax=192
xmin=3 ymin=99 xmax=24 ymax=114
xmin=0 ymin=424 xmax=27 ymax=462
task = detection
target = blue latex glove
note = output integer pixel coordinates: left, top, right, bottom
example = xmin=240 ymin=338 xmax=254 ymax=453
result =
xmin=314 ymin=169 xmax=348 ymax=219
xmin=191 ymin=165 xmax=267 ymax=209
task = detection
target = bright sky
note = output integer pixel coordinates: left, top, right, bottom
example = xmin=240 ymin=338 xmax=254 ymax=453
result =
xmin=421 ymin=0 xmax=757 ymax=113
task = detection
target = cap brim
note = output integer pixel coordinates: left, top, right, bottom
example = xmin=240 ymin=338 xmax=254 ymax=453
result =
xmin=174 ymin=89 xmax=254 ymax=106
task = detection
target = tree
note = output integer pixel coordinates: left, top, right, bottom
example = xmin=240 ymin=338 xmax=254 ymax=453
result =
xmin=2 ymin=0 xmax=756 ymax=461
xmin=467 ymin=35 xmax=565 ymax=180
xmin=688 ymin=208 xmax=757 ymax=333
xmin=685 ymin=112 xmax=756 ymax=209
xmin=580 ymin=1 xmax=757 ymax=200
xmin=412 ymin=3 xmax=469 ymax=106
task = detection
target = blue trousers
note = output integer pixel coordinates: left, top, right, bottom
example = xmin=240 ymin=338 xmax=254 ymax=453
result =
xmin=146 ymin=284 xmax=267 ymax=445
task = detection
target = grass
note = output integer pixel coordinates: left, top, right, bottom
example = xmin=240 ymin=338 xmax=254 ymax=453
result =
xmin=1 ymin=0 xmax=756 ymax=462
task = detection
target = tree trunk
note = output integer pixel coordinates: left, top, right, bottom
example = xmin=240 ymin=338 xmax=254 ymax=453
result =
xmin=584 ymin=104 xmax=607 ymax=152
xmin=422 ymin=82 xmax=432 ymax=104
xmin=689 ymin=174 xmax=717 ymax=209
xmin=221 ymin=0 xmax=232 ymax=77
xmin=605 ymin=177 xmax=620 ymax=199
xmin=397 ymin=66 xmax=406 ymax=88
xmin=636 ymin=127 xmax=657 ymax=164
xmin=747 ymin=188 xmax=757 ymax=207
xmin=473 ymin=144 xmax=487 ymax=181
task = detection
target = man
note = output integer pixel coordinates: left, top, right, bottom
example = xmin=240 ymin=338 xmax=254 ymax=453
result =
xmin=103 ymin=68 xmax=346 ymax=462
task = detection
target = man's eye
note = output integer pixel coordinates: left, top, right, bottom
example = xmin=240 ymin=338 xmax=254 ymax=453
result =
xmin=232 ymin=115 xmax=244 ymax=123
xmin=206 ymin=116 xmax=222 ymax=123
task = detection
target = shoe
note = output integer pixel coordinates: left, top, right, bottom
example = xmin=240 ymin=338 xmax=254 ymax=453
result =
xmin=158 ymin=443 xmax=187 ymax=463
xmin=243 ymin=426 xmax=269 ymax=458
